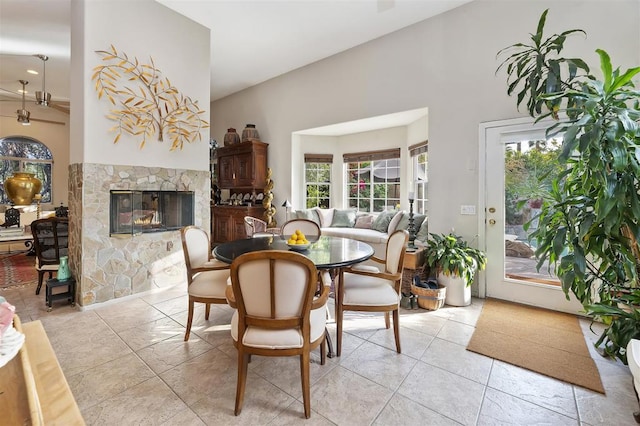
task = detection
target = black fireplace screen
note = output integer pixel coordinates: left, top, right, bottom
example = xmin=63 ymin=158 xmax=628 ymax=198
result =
xmin=110 ymin=190 xmax=194 ymax=236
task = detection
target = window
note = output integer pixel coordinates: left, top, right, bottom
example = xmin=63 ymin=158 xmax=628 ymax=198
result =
xmin=0 ymin=136 xmax=53 ymax=204
xmin=304 ymin=154 xmax=332 ymax=208
xmin=344 ymin=148 xmax=401 ymax=212
xmin=410 ymin=141 xmax=428 ymax=214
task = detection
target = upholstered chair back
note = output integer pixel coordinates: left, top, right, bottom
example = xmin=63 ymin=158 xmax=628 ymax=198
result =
xmin=281 ymin=219 xmax=321 ymax=239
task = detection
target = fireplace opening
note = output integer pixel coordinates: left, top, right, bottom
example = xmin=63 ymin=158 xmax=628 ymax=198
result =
xmin=110 ymin=190 xmax=194 ymax=236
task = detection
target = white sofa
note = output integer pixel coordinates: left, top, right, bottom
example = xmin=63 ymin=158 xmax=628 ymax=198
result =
xmin=292 ymin=207 xmax=427 ymax=259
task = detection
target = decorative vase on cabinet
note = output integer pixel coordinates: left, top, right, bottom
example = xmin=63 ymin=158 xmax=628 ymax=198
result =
xmin=241 ymin=124 xmax=260 ymax=142
xmin=224 ymin=128 xmax=240 ymax=146
xmin=4 ymin=172 xmax=42 ymax=205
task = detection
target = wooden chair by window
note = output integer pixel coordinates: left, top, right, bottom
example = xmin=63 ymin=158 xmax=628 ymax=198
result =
xmin=180 ymin=226 xmax=231 ymax=341
xmin=31 ymin=217 xmax=69 ymax=295
xmin=336 ymin=229 xmax=408 ymax=356
xmin=280 ymin=219 xmax=321 ymax=239
xmin=244 ymin=216 xmax=280 ymax=238
xmin=227 ymin=250 xmax=330 ymax=418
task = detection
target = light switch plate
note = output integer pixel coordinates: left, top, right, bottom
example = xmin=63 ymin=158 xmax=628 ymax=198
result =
xmin=460 ymin=205 xmax=476 ymax=215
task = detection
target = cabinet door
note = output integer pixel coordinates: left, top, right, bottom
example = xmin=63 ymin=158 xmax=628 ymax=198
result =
xmin=234 ymin=152 xmax=254 ymax=187
xmin=233 ymin=215 xmax=247 ymax=240
xmin=214 ymin=213 xmax=233 ymax=243
xmin=218 ymin=155 xmax=235 ymax=188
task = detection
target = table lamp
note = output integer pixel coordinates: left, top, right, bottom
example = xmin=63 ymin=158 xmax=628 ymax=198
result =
xmin=407 ymin=192 xmax=417 ymax=250
xmin=282 ymin=200 xmax=292 ymax=222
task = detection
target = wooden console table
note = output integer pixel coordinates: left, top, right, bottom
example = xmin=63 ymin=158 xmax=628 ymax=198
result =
xmin=0 ymin=315 xmax=84 ymax=425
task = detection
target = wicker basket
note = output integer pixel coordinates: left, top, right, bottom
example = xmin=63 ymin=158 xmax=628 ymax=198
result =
xmin=410 ymin=283 xmax=446 ymax=310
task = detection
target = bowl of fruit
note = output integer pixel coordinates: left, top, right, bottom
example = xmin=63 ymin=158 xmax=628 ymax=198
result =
xmin=286 ymin=230 xmax=311 ymax=251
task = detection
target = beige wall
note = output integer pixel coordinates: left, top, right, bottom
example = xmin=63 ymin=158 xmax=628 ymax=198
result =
xmin=210 ymin=0 xmax=640 ymax=241
xmin=0 ymin=108 xmax=70 ymax=208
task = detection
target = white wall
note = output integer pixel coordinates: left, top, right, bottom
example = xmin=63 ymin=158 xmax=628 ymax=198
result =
xmin=210 ymin=0 xmax=640 ymax=241
xmin=71 ymin=0 xmax=210 ymax=171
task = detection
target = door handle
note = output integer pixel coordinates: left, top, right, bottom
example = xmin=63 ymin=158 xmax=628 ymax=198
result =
xmin=489 ymin=219 xmax=496 ymax=225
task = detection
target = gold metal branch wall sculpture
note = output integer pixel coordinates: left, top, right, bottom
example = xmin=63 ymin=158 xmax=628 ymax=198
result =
xmin=92 ymin=45 xmax=209 ymax=150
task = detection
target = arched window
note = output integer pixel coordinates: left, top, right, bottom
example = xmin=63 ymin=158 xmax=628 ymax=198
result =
xmin=0 ymin=136 xmax=53 ymax=204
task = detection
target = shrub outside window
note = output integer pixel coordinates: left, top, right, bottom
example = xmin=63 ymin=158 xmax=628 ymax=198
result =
xmin=345 ymin=149 xmax=401 ymax=213
xmin=304 ymin=154 xmax=332 ymax=209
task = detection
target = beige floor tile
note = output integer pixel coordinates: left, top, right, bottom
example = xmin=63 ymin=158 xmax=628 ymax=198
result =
xmin=340 ymin=341 xmax=417 ymax=390
xmin=189 ymin=371 xmax=295 ymax=425
xmin=399 ymin=311 xmax=448 ymax=337
xmin=373 ymin=393 xmax=460 ymax=425
xmin=159 ymin=348 xmax=236 ymax=406
xmin=398 ymin=361 xmax=484 ymax=425
xmin=81 ymin=376 xmax=188 ymax=425
xmin=270 ymin=401 xmax=336 ymax=425
xmin=487 ymin=360 xmax=578 ymax=419
xmin=367 ymin=325 xmax=433 ymax=359
xmin=422 ymin=338 xmax=492 ymax=384
xmin=251 ymin=353 xmax=338 ymax=399
xmin=94 ymin=298 xmax=167 ymax=332
xmin=151 ymin=294 xmax=189 ymax=316
xmin=117 ymin=316 xmax=184 ymax=351
xmin=136 ymin=333 xmax=214 ymax=374
xmin=310 ymin=366 xmax=393 ymax=425
xmin=54 ymin=327 xmax=134 ymax=377
xmin=140 ymin=286 xmax=186 ymax=305
xmin=479 ymin=387 xmax=578 ymax=425
xmin=339 ymin=311 xmax=386 ymax=341
xmin=67 ymin=352 xmax=156 ymax=410
xmin=160 ymin=406 xmax=206 ymax=425
xmin=436 ymin=319 xmax=475 ymax=346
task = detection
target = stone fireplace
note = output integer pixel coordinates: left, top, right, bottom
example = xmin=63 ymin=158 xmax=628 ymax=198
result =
xmin=69 ymin=163 xmax=210 ymax=307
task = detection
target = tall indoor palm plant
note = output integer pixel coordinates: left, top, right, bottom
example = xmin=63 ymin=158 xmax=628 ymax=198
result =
xmin=498 ymin=9 xmax=640 ymax=362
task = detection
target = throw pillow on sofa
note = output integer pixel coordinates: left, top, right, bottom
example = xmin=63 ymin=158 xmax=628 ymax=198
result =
xmin=395 ymin=213 xmax=427 ymax=232
xmin=331 ymin=209 xmax=357 ymax=227
xmin=316 ymin=208 xmax=335 ymax=228
xmin=354 ymin=214 xmax=374 ymax=229
xmin=295 ymin=209 xmax=321 ymax=226
xmin=415 ymin=217 xmax=429 ymax=242
xmin=371 ymin=210 xmax=397 ymax=233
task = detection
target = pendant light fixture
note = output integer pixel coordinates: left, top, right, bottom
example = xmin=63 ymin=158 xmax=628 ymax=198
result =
xmin=34 ymin=54 xmax=51 ymax=106
xmin=16 ymin=80 xmax=31 ymax=125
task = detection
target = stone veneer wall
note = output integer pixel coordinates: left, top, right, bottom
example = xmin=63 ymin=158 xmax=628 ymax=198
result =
xmin=69 ymin=163 xmax=210 ymax=307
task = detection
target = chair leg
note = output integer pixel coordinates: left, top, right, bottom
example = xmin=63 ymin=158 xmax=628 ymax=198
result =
xmin=235 ymin=350 xmax=249 ymax=416
xmin=392 ymin=309 xmax=401 ymax=354
xmin=184 ymin=298 xmax=195 ymax=341
xmin=300 ymin=351 xmax=311 ymax=419
xmin=336 ymin=271 xmax=344 ymax=357
xmin=384 ymin=311 xmax=390 ymax=329
xmin=320 ymin=333 xmax=326 ymax=366
xmin=205 ymin=303 xmax=211 ymax=320
xmin=35 ymin=271 xmax=45 ymax=295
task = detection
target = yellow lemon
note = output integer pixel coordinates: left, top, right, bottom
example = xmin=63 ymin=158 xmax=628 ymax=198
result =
xmin=290 ymin=233 xmax=298 ymax=241
xmin=295 ymin=230 xmax=302 ymax=235
xmin=297 ymin=240 xmax=306 ymax=245
xmin=287 ymin=238 xmax=296 ymax=244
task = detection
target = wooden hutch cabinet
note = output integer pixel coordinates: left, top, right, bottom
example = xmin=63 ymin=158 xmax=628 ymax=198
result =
xmin=212 ymin=140 xmax=269 ymax=244
xmin=217 ymin=140 xmax=268 ymax=189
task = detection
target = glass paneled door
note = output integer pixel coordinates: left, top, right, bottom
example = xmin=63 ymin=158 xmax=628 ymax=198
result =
xmin=480 ymin=119 xmax=583 ymax=314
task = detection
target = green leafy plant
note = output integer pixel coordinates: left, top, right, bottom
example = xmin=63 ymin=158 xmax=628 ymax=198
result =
xmin=498 ymin=9 xmax=640 ymax=362
xmin=425 ymin=233 xmax=487 ymax=286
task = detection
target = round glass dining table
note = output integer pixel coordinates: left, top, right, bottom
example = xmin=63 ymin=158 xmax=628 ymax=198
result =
xmin=213 ymin=235 xmax=374 ymax=270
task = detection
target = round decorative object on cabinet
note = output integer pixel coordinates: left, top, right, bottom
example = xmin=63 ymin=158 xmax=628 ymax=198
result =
xmin=224 ymin=128 xmax=240 ymax=146
xmin=242 ymin=124 xmax=260 ymax=142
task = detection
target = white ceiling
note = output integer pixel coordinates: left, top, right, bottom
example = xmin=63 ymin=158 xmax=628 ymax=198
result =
xmin=0 ymin=0 xmax=471 ymax=105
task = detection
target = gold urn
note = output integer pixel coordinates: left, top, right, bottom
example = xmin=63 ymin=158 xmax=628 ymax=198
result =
xmin=4 ymin=172 xmax=42 ymax=205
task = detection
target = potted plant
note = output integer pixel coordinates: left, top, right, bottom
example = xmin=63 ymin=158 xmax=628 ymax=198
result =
xmin=498 ymin=9 xmax=640 ymax=362
xmin=425 ymin=233 xmax=487 ymax=306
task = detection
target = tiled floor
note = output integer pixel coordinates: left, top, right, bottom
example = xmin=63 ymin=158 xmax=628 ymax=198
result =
xmin=5 ymin=281 xmax=640 ymax=425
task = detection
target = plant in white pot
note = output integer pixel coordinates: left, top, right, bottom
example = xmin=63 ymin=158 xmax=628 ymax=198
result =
xmin=425 ymin=233 xmax=487 ymax=306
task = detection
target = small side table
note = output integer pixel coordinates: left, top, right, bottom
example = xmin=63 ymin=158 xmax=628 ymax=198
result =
xmin=402 ymin=247 xmax=426 ymax=294
xmin=46 ymin=277 xmax=76 ymax=311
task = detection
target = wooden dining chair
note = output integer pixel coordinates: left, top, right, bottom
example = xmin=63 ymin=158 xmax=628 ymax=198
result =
xmin=336 ymin=229 xmax=408 ymax=356
xmin=227 ymin=250 xmax=330 ymax=418
xmin=281 ymin=219 xmax=321 ymax=239
xmin=31 ymin=217 xmax=69 ymax=295
xmin=180 ymin=226 xmax=231 ymax=341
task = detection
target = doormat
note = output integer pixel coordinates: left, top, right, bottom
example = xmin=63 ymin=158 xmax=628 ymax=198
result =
xmin=467 ymin=298 xmax=604 ymax=393
xmin=0 ymin=253 xmax=37 ymax=289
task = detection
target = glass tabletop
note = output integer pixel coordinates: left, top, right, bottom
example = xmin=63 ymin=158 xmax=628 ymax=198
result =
xmin=213 ymin=235 xmax=374 ymax=269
